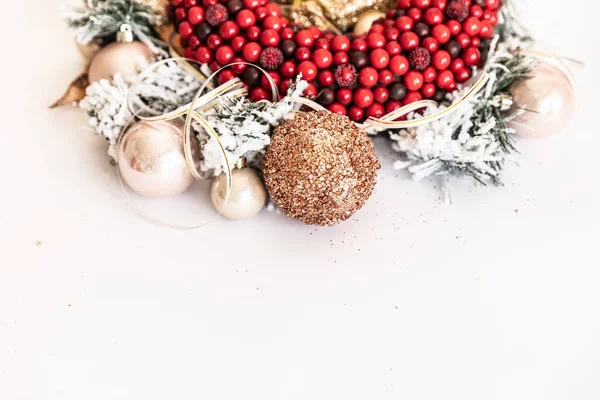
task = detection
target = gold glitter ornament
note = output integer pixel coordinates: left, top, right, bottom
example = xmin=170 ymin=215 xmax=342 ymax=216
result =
xmin=263 ymin=112 xmax=380 ymax=226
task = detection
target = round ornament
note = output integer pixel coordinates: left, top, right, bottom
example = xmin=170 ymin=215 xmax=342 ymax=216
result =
xmin=88 ymin=25 xmax=153 ymax=84
xmin=117 ymin=120 xmax=200 ymax=198
xmin=263 ymin=111 xmax=380 ymax=226
xmin=508 ymin=59 xmax=577 ymax=139
xmin=210 ymin=159 xmax=267 ymax=220
xmin=353 ymin=10 xmax=386 ymax=36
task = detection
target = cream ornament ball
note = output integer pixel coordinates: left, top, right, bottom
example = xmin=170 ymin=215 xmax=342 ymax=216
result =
xmin=211 ymin=160 xmax=267 ymax=221
xmin=117 ymin=120 xmax=200 ymax=198
xmin=88 ymin=25 xmax=154 ymax=84
xmin=508 ymin=59 xmax=577 ymax=139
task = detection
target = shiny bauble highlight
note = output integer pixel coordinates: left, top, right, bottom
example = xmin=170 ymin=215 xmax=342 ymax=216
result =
xmin=88 ymin=41 xmax=153 ymax=84
xmin=508 ymin=60 xmax=577 ymax=139
xmin=211 ymin=167 xmax=267 ymax=220
xmin=117 ymin=120 xmax=199 ymax=198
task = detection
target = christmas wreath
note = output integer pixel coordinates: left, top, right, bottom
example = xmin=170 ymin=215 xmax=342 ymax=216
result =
xmin=53 ymin=0 xmax=580 ymax=227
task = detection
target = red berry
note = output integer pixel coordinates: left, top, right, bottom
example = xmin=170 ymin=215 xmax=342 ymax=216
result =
xmin=421 ymin=82 xmax=436 ymax=98
xmin=308 ymin=26 xmax=322 ymax=39
xmin=231 ymin=35 xmax=246 ymax=52
xmin=456 ymin=32 xmax=471 ymax=48
xmin=352 ymin=38 xmax=367 ymax=52
xmin=206 ymin=34 xmax=223 ymax=50
xmin=236 ymin=9 xmax=256 ymax=28
xmin=374 ymin=86 xmax=389 ymax=103
xmin=172 ymin=0 xmax=184 ymax=6
xmin=422 ymin=66 xmax=437 ymax=82
xmin=314 ymin=38 xmax=330 ymax=50
xmin=178 ymin=21 xmax=194 ymax=39
xmin=486 ymin=0 xmax=500 ymax=10
xmin=319 ymin=70 xmax=334 ymax=86
xmin=215 ymin=45 xmax=234 ymax=65
xmin=450 ymin=57 xmax=465 ymax=73
xmin=369 ymin=23 xmax=385 ymax=34
xmin=471 ymin=36 xmax=481 ymax=47
xmin=335 ymin=64 xmax=357 ymax=87
xmin=354 ymin=88 xmax=374 ymax=108
xmin=336 ymin=88 xmax=353 ymax=105
xmin=297 ymin=61 xmax=318 ymax=81
xmin=367 ymin=33 xmax=386 ymax=49
xmin=403 ymin=91 xmax=423 ymax=104
xmin=246 ymin=26 xmax=261 ymax=41
xmin=243 ymin=0 xmax=260 ymax=9
xmin=436 ymin=69 xmax=454 ymax=88
xmin=385 ymin=27 xmax=400 ymax=41
xmin=265 ymin=3 xmax=281 ymax=16
xmin=295 ymin=29 xmax=314 ymax=47
xmin=263 ymin=16 xmax=282 ymax=30
xmin=407 ymin=7 xmax=422 ymax=21
xmin=295 ymin=47 xmax=311 ymax=61
xmin=175 ymin=7 xmax=187 ymax=21
xmin=463 ymin=17 xmax=481 ymax=36
xmin=188 ymin=35 xmax=201 ymax=50
xmin=432 ymin=0 xmax=447 ymax=10
xmin=421 ymin=37 xmax=439 ymax=53
xmin=328 ymin=103 xmax=347 ymax=115
xmin=250 ymin=87 xmax=270 ymax=102
xmin=432 ymin=24 xmax=451 ymax=44
xmin=261 ymin=71 xmax=281 ymax=90
xmin=348 ymin=106 xmax=365 ymax=122
xmin=231 ymin=57 xmax=247 ymax=74
xmin=378 ymin=69 xmax=394 ymax=85
xmin=455 ymin=67 xmax=471 ymax=83
xmin=242 ymin=42 xmax=261 ymax=62
xmin=447 ymin=19 xmax=462 ymax=35
xmin=219 ymin=69 xmax=236 ymax=84
xmin=470 ymin=5 xmax=483 ymax=18
xmin=219 ymin=21 xmax=239 ymax=39
xmin=463 ymin=46 xmax=480 ymax=66
xmin=333 ymin=52 xmax=349 ymax=65
xmin=184 ymin=0 xmax=198 ymax=6
xmin=184 ymin=47 xmax=195 ymax=59
xmin=206 ymin=4 xmax=228 ymax=26
xmin=331 ymin=35 xmax=351 ymax=52
xmin=370 ymin=49 xmax=390 ymax=69
xmin=279 ymin=61 xmax=296 ymax=78
xmin=195 ymin=46 xmax=213 ymax=63
xmin=432 ymin=50 xmax=451 ymax=70
xmin=390 ymin=55 xmax=409 ymax=76
xmin=202 ymin=0 xmax=218 ymax=6
xmin=424 ymin=8 xmax=444 ymax=25
xmin=395 ymin=16 xmax=414 ymax=32
xmin=479 ymin=20 xmax=493 ymax=39
xmin=386 ymin=99 xmax=403 ymax=113
xmin=188 ymin=6 xmax=205 ymax=25
xmin=312 ymin=48 xmax=333 ymax=69
xmin=254 ymin=6 xmax=268 ymax=21
xmin=260 ymin=29 xmax=280 ymax=47
xmin=397 ymin=0 xmax=411 ymax=9
xmin=413 ymin=0 xmax=431 ymax=9
xmin=280 ymin=27 xmax=294 ymax=40
xmin=404 ymin=70 xmax=424 ymax=91
xmin=358 ymin=67 xmax=378 ymax=87
xmin=367 ymin=102 xmax=385 ymax=118
xmin=400 ymin=32 xmax=419 ymax=50
xmin=385 ymin=41 xmax=402 ymax=56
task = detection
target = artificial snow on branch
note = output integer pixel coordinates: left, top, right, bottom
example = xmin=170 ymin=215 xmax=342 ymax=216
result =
xmin=66 ymin=0 xmax=167 ymax=56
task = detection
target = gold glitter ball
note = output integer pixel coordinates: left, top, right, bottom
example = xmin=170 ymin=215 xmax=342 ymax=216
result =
xmin=263 ymin=111 xmax=380 ymax=226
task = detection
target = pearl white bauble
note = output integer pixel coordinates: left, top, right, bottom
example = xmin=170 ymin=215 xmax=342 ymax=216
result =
xmin=508 ymin=61 xmax=577 ymax=139
xmin=88 ymin=41 xmax=153 ymax=84
xmin=211 ymin=168 xmax=267 ymax=221
xmin=117 ymin=120 xmax=200 ymax=198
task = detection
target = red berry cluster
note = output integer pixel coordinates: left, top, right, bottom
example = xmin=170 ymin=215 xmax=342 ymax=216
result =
xmin=172 ymin=0 xmax=502 ymax=122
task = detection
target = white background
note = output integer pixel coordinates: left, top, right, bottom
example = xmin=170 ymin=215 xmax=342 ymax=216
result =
xmin=1 ymin=0 xmax=599 ymax=399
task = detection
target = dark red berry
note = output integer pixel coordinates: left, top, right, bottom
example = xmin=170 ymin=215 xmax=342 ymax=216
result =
xmin=446 ymin=0 xmax=469 ymax=22
xmin=334 ymin=64 xmax=357 ymax=87
xmin=206 ymin=4 xmax=229 ymax=26
xmin=408 ymin=47 xmax=431 ymax=71
xmin=259 ymin=47 xmax=284 ymax=70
